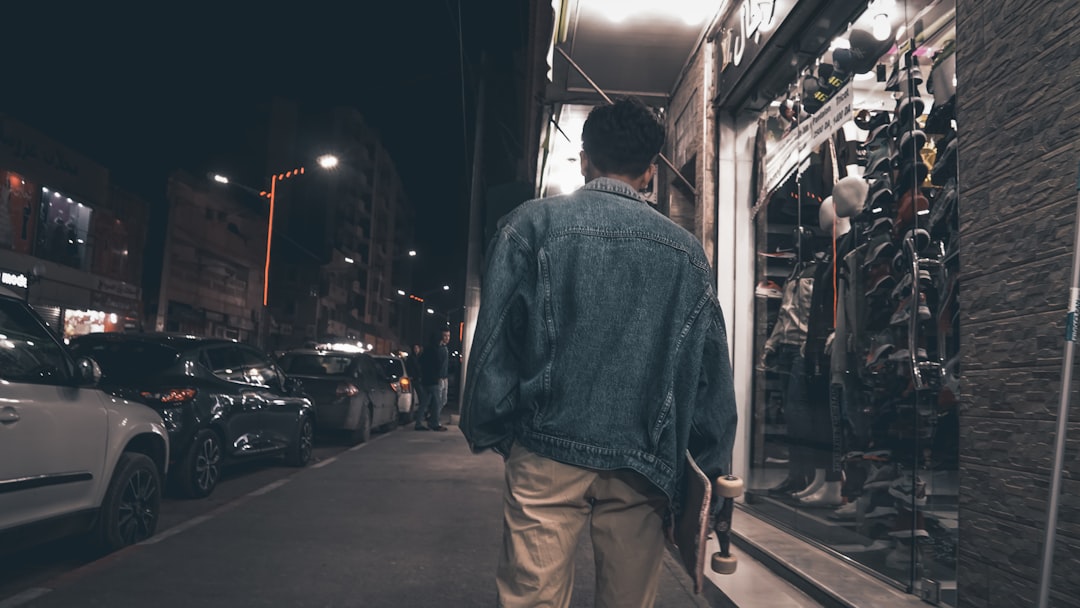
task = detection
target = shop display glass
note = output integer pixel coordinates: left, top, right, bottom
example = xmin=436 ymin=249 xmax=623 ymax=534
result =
xmin=0 ymin=170 xmax=40 ymax=254
xmin=36 ymin=187 xmax=93 ymax=271
xmin=744 ymin=0 xmax=958 ymax=602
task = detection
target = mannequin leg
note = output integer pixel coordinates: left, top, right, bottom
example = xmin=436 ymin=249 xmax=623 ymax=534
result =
xmin=800 ymin=480 xmax=844 ymax=506
xmin=792 ymin=468 xmax=827 ymax=498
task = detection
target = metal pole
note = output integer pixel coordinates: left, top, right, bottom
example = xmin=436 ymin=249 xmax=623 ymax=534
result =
xmin=554 ymin=47 xmax=698 ymax=197
xmin=1039 ymin=161 xmax=1080 ymax=608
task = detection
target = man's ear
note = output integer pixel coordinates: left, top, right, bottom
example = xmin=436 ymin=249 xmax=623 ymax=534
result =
xmin=638 ymin=163 xmax=657 ymax=191
xmin=579 ymin=150 xmax=589 ymax=177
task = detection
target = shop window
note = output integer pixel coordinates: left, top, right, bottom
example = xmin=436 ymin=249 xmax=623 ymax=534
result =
xmin=743 ymin=0 xmax=958 ymax=602
xmin=0 ymin=171 xmax=40 ymax=254
xmin=36 ymin=188 xmax=93 ymax=271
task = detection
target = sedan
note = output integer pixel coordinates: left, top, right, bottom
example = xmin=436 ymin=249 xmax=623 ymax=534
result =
xmin=278 ymin=347 xmax=398 ymax=445
xmin=70 ymin=333 xmax=315 ymax=499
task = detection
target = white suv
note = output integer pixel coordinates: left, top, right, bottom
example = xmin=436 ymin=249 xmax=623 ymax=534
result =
xmin=371 ymin=354 xmax=415 ymax=424
xmin=0 ymin=287 xmax=169 ymax=553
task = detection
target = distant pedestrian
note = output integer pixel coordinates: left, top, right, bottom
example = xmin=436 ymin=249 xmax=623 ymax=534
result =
xmin=416 ymin=329 xmax=450 ymax=431
xmin=406 ymin=344 xmax=425 ymax=427
xmin=461 ymin=98 xmax=737 ymax=607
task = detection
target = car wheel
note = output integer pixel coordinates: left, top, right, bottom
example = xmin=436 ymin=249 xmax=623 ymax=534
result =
xmin=96 ymin=452 xmax=162 ymax=551
xmin=348 ymin=406 xmax=372 ymax=446
xmin=285 ymin=415 xmax=314 ymax=467
xmin=177 ymin=429 xmax=223 ymax=498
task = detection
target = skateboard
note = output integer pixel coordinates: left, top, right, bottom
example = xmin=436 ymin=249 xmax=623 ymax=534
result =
xmin=668 ymin=451 xmax=744 ymax=594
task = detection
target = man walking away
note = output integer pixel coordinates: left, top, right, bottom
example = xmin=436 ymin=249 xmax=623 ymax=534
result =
xmin=461 ymin=98 xmax=737 ymax=608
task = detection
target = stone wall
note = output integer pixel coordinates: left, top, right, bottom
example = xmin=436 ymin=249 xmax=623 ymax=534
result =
xmin=957 ymin=1 xmax=1080 ymax=606
xmin=666 ymin=39 xmax=717 ymax=267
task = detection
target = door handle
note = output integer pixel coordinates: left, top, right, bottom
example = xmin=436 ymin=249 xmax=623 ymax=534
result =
xmin=0 ymin=406 xmax=19 ymax=424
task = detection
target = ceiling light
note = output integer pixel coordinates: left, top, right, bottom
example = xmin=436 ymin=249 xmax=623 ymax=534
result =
xmin=584 ymin=0 xmax=715 ymax=26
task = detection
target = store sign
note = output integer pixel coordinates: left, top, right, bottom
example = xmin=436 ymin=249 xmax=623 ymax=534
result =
xmin=719 ymin=0 xmax=795 ymax=90
xmin=1 ymin=270 xmax=28 ymax=290
xmin=96 ymin=277 xmax=139 ymax=300
xmin=764 ymin=83 xmax=853 ymax=192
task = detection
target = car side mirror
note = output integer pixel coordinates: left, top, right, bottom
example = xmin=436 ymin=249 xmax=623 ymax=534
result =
xmin=75 ymin=357 xmax=103 ymax=386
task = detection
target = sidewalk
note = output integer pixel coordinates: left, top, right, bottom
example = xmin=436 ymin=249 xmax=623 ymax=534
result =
xmin=16 ymin=425 xmax=712 ymax=607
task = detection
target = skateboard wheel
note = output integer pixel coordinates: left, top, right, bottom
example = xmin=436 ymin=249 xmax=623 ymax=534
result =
xmin=711 ymin=552 xmax=738 ymax=575
xmin=715 ymin=475 xmax=744 ymax=498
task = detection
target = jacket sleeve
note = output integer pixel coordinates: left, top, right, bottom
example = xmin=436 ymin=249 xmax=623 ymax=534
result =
xmin=461 ymin=222 xmax=532 ymax=456
xmin=688 ymin=302 xmax=738 ymax=482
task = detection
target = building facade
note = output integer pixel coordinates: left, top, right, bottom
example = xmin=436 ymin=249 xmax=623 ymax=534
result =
xmin=154 ymin=170 xmax=264 ymax=343
xmin=263 ymin=101 xmax=416 ymax=354
xmin=0 ymin=113 xmax=147 ymax=338
xmin=472 ymin=1 xmax=1080 ymax=606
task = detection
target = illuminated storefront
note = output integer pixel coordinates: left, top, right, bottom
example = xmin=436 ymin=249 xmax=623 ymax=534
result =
xmin=0 ymin=114 xmax=145 ymax=338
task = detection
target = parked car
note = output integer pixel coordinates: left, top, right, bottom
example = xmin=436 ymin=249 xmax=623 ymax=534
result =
xmin=69 ymin=333 xmax=314 ymax=499
xmin=277 ymin=346 xmax=398 ymax=445
xmin=0 ymin=287 xmax=170 ymax=554
xmin=370 ymin=354 xmax=416 ymax=424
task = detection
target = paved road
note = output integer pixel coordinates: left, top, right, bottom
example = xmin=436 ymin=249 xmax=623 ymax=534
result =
xmin=0 ymin=424 xmax=709 ymax=607
xmin=0 ymin=435 xmax=354 ymax=602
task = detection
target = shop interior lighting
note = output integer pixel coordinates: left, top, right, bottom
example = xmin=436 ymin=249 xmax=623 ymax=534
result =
xmin=43 ymin=187 xmax=49 ymax=193
xmin=872 ymin=13 xmax=891 ymax=41
xmin=584 ymin=0 xmax=715 ymax=26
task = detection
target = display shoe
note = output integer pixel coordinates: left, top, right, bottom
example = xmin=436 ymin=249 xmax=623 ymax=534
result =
xmin=863 ymin=502 xmax=898 ymax=519
xmin=828 ymin=499 xmax=861 ymax=520
xmin=755 ymin=280 xmax=784 ymax=299
xmin=799 ymin=480 xmax=844 ymax=507
xmin=888 ymin=473 xmax=929 ymax=507
xmin=888 ymin=507 xmax=930 ymax=539
xmin=863 ymin=462 xmax=899 ymax=490
xmin=791 ymin=468 xmax=827 ymax=499
xmin=767 ymin=472 xmax=811 ymax=496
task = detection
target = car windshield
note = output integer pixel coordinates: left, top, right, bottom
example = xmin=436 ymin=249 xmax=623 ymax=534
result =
xmin=279 ymin=353 xmax=354 ymax=376
xmin=0 ymin=296 xmax=69 ymax=384
xmin=374 ymin=357 xmax=404 ymax=379
xmin=69 ymin=339 xmax=182 ymax=382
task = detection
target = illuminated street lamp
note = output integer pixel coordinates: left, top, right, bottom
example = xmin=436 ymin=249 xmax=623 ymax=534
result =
xmin=213 ymin=155 xmax=339 ymax=307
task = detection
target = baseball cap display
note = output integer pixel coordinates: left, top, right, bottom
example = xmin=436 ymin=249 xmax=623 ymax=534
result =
xmin=833 ymin=175 xmax=869 ymax=218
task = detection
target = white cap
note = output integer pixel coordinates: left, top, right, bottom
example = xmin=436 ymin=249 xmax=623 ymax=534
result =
xmin=819 ymin=196 xmax=851 ymax=236
xmin=833 ymin=175 xmax=868 ymax=218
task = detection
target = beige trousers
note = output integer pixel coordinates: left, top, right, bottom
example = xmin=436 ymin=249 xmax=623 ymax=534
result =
xmin=496 ymin=443 xmax=668 ymax=608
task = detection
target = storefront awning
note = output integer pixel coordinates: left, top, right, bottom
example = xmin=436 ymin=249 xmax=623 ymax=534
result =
xmin=546 ymin=0 xmax=721 ymax=105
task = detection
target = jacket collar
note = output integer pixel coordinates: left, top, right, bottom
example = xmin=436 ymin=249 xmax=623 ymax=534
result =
xmin=581 ymin=177 xmax=647 ymax=203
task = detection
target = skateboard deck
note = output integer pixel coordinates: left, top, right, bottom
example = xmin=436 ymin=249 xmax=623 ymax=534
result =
xmin=668 ymin=451 xmax=742 ymax=594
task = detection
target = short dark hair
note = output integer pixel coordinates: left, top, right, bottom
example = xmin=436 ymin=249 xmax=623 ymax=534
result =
xmin=581 ymin=98 xmax=665 ymax=177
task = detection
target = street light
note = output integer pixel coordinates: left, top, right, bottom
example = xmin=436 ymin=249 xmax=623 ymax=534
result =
xmin=213 ymin=155 xmax=339 ymax=308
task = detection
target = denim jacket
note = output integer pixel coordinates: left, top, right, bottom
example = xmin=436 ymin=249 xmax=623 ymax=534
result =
xmin=461 ymin=177 xmax=737 ymax=501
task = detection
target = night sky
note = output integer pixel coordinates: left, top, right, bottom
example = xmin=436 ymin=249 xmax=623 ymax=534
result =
xmin=0 ymin=1 xmax=527 ymax=301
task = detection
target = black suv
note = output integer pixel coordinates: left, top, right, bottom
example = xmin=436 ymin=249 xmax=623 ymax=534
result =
xmin=70 ymin=333 xmax=314 ymax=498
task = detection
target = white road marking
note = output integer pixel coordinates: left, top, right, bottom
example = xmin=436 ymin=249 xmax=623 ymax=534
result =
xmin=247 ymin=479 xmax=290 ymax=497
xmin=0 ymin=587 xmax=51 ymax=608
